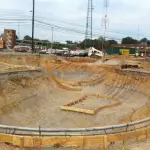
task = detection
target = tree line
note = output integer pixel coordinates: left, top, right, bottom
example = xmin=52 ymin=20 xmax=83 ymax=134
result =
xmin=16 ymin=35 xmax=150 ymax=50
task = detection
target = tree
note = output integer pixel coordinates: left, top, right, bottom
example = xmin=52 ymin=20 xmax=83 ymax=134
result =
xmin=24 ymin=35 xmax=32 ymax=40
xmin=140 ymin=38 xmax=148 ymax=43
xmin=79 ymin=39 xmax=91 ymax=49
xmin=107 ymin=40 xmax=118 ymax=45
xmin=98 ymin=36 xmax=105 ymax=42
xmin=0 ymin=33 xmax=3 ymax=37
xmin=34 ymin=38 xmax=40 ymax=41
xmin=122 ymin=37 xmax=138 ymax=44
xmin=66 ymin=40 xmax=73 ymax=44
xmin=147 ymin=40 xmax=150 ymax=45
xmin=16 ymin=35 xmax=18 ymax=39
xmin=41 ymin=40 xmax=49 ymax=43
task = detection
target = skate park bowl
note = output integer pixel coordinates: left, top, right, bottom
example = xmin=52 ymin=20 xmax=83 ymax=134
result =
xmin=0 ymin=53 xmax=150 ymax=149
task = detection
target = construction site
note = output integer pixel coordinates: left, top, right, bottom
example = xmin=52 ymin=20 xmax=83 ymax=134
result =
xmin=0 ymin=52 xmax=150 ymax=150
xmin=1 ymin=0 xmax=150 ymax=149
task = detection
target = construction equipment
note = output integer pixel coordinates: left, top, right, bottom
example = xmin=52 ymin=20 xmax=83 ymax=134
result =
xmin=88 ymin=47 xmax=104 ymax=58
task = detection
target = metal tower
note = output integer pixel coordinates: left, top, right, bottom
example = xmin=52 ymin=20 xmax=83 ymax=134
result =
xmin=101 ymin=0 xmax=109 ymax=61
xmin=85 ymin=0 xmax=93 ymax=48
xmin=101 ymin=0 xmax=109 ymax=41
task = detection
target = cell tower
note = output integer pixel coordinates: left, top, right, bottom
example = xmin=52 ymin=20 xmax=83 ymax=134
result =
xmin=101 ymin=0 xmax=109 ymax=61
xmin=85 ymin=0 xmax=93 ymax=48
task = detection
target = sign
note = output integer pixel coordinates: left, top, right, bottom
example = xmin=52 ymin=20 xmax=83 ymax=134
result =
xmin=120 ymin=49 xmax=129 ymax=55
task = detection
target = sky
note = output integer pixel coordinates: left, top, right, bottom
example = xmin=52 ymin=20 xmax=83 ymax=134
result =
xmin=0 ymin=0 xmax=150 ymax=42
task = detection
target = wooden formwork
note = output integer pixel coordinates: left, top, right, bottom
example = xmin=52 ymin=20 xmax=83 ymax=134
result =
xmin=43 ymin=62 xmax=82 ymax=91
xmin=55 ymin=72 xmax=108 ymax=86
xmin=1 ymin=127 xmax=150 ymax=149
xmin=61 ymin=93 xmax=121 ymax=115
xmin=50 ymin=71 xmax=82 ymax=91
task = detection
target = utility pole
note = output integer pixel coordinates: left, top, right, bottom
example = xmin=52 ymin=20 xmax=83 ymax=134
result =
xmin=145 ymin=40 xmax=147 ymax=59
xmin=136 ymin=24 xmax=140 ymax=55
xmin=51 ymin=27 xmax=54 ymax=49
xmin=18 ymin=22 xmax=20 ymax=39
xmin=137 ymin=25 xmax=140 ymax=42
xmin=32 ymin=0 xmax=35 ymax=53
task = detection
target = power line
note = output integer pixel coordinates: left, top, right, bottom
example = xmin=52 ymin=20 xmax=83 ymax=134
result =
xmin=35 ymin=20 xmax=86 ymax=35
xmin=34 ymin=21 xmax=122 ymax=41
xmin=1 ymin=17 xmax=150 ymax=39
xmin=1 ymin=18 xmax=150 ymax=42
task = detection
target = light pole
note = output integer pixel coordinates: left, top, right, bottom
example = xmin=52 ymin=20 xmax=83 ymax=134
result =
xmin=51 ymin=27 xmax=54 ymax=49
xmin=32 ymin=0 xmax=35 ymax=53
xmin=145 ymin=41 xmax=147 ymax=59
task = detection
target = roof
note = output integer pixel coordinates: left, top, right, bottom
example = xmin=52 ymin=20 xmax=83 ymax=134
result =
xmin=111 ymin=44 xmax=150 ymax=48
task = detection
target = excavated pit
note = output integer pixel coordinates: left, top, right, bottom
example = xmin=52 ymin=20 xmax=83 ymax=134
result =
xmin=0 ymin=54 xmax=149 ymax=130
xmin=1 ymin=54 xmax=150 ymax=149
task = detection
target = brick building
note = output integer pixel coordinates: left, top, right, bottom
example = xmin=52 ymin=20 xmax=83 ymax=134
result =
xmin=3 ymin=29 xmax=16 ymax=49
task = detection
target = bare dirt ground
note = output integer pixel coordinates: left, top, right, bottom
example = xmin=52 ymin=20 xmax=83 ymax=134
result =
xmin=0 ymin=68 xmax=148 ymax=128
xmin=0 ymin=62 xmax=39 ymax=73
xmin=0 ymin=54 xmax=150 ymax=149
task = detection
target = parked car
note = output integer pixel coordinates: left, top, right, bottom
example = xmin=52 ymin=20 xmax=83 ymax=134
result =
xmin=39 ymin=49 xmax=48 ymax=54
xmin=46 ymin=49 xmax=56 ymax=54
xmin=55 ymin=50 xmax=68 ymax=56
xmin=14 ymin=46 xmax=31 ymax=52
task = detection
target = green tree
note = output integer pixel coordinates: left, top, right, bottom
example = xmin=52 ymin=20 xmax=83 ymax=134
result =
xmin=16 ymin=35 xmax=18 ymax=39
xmin=66 ymin=40 xmax=73 ymax=44
xmin=24 ymin=35 xmax=32 ymax=40
xmin=107 ymin=40 xmax=118 ymax=45
xmin=140 ymin=38 xmax=148 ymax=43
xmin=98 ymin=36 xmax=105 ymax=42
xmin=122 ymin=37 xmax=138 ymax=44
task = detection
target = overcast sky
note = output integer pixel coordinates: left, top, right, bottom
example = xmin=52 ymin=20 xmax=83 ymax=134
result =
xmin=0 ymin=0 xmax=150 ymax=42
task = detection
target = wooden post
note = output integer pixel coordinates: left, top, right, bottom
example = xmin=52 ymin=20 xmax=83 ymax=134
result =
xmin=20 ymin=137 xmax=24 ymax=150
xmin=104 ymin=135 xmax=108 ymax=150
xmin=123 ymin=124 xmax=128 ymax=146
xmin=146 ymin=128 xmax=148 ymax=141
xmin=136 ymin=129 xmax=139 ymax=142
xmin=37 ymin=139 xmax=42 ymax=150
xmin=38 ymin=126 xmax=42 ymax=150
xmin=80 ymin=137 xmax=84 ymax=150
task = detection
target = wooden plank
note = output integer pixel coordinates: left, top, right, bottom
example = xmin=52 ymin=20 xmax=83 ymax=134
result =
xmin=0 ymin=134 xmax=13 ymax=144
xmin=41 ymin=136 xmax=83 ymax=148
xmin=13 ymin=136 xmax=34 ymax=147
xmin=66 ymin=96 xmax=87 ymax=106
xmin=95 ymin=102 xmax=121 ymax=113
xmin=0 ymin=127 xmax=150 ymax=148
xmin=61 ymin=106 xmax=95 ymax=115
xmin=61 ymin=93 xmax=121 ymax=115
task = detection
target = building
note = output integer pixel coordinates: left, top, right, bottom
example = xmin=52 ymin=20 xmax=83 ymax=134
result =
xmin=3 ymin=29 xmax=16 ymax=49
xmin=111 ymin=44 xmax=150 ymax=56
xmin=0 ymin=35 xmax=4 ymax=49
xmin=106 ymin=44 xmax=138 ymax=55
xmin=0 ymin=40 xmax=4 ymax=49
